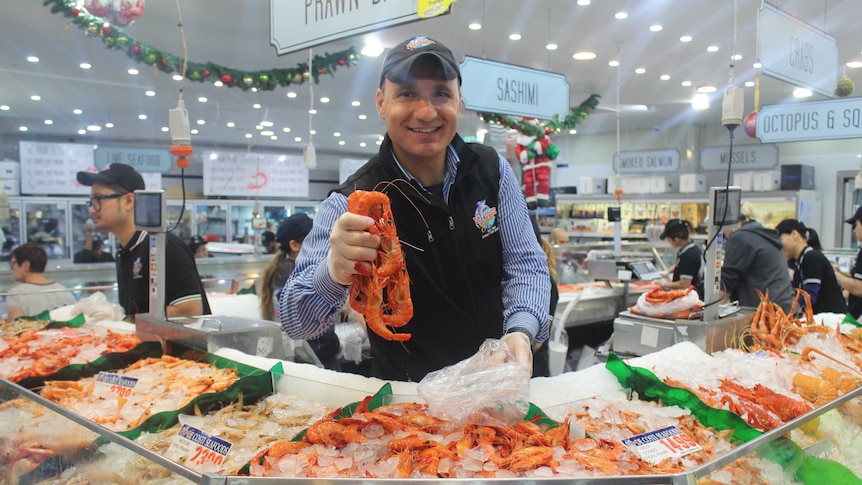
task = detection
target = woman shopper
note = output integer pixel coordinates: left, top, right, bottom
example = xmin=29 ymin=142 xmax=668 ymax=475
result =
xmin=5 ymin=243 xmax=76 ymax=319
xmin=776 ymin=219 xmax=847 ymax=315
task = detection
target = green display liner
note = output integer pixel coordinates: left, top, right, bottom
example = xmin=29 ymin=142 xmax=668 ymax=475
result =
xmin=605 ymin=352 xmax=862 ymax=485
xmin=8 ymin=311 xmax=86 ymax=335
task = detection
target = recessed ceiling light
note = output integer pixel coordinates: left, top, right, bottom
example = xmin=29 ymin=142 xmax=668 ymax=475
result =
xmin=376 ymin=140 xmax=383 ymax=145
xmin=351 ymin=100 xmax=361 ymax=107
xmin=338 ymin=140 xmax=346 ymax=146
xmin=378 ymin=135 xmax=385 ymax=141
xmin=360 ymin=44 xmax=384 ymax=57
xmin=144 ymin=90 xmax=156 ymax=97
xmin=744 ymin=81 xmax=755 ymax=87
xmin=509 ymin=33 xmax=521 ymax=40
xmin=261 ymin=130 xmax=274 ymax=136
xmin=172 ymin=74 xmax=183 ymax=81
xmin=731 ymin=54 xmax=742 ymax=61
xmin=78 ymin=129 xmax=86 ymax=135
xmin=253 ymin=103 xmax=261 ymax=109
xmin=681 ymin=80 xmax=692 ymax=87
xmin=333 ymin=132 xmax=341 ymax=137
xmin=287 ymin=92 xmax=297 ymax=98
xmin=270 ymin=135 xmax=278 ymax=140
xmin=608 ymin=60 xmax=620 ymax=67
xmin=260 ymin=121 xmax=274 ymax=127
xmin=320 ymin=97 xmax=330 ymax=103
xmin=309 ymin=129 xmax=317 ymax=135
xmin=546 ymin=43 xmax=558 ymax=50
xmin=707 ymin=45 xmax=719 ymax=52
xmin=73 ymin=108 xmax=83 ymax=114
xmin=635 ymin=68 xmax=646 ymax=74
xmin=294 ymin=136 xmax=302 ymax=142
xmin=680 ymin=35 xmax=692 ymax=42
xmin=360 ymin=142 xmax=367 ymax=147
xmin=128 ymin=68 xmax=139 ymax=75
xmin=191 ymin=129 xmax=199 ymax=135
xmin=577 ymin=0 xmax=590 ymax=5
xmin=691 ymin=93 xmax=710 ymax=110
xmin=196 ymin=119 xmax=205 ymax=125
xmin=358 ymin=114 xmax=367 ymax=120
xmin=572 ymin=51 xmax=597 ymax=60
xmin=282 ymin=127 xmax=291 ymax=133
xmin=697 ymin=85 xmax=717 ymax=93
xmin=251 ymin=87 xmax=258 ymax=93
xmin=86 ymin=125 xmax=101 ymax=131
xmin=198 ymin=96 xmax=207 ymax=103
xmin=660 ymin=74 xmax=671 ymax=81
xmin=245 ymin=133 xmax=253 ymax=139
xmin=614 ymin=11 xmax=628 ymax=19
xmin=213 ymin=80 xmax=224 ymax=87
xmin=161 ymin=126 xmax=169 ymax=132
xmin=226 ymin=122 xmax=236 ymax=128
xmin=753 ymin=62 xmax=762 ymax=69
xmin=569 ymin=129 xmax=577 ymax=134
xmin=44 ymin=119 xmax=53 ymax=125
xmin=106 ymin=122 xmax=115 ymax=128
xmin=26 ymin=56 xmax=39 ymax=63
xmin=793 ymin=87 xmax=813 ymax=98
xmin=80 ymin=63 xmax=91 ymax=69
xmin=649 ymin=25 xmax=662 ymax=32
xmin=0 ymin=105 xmax=9 ymax=111
xmin=30 ymin=95 xmax=41 ymax=101
xmin=255 ymin=125 xmax=263 ymax=130
xmin=469 ymin=23 xmax=482 ymax=30
xmin=138 ymin=114 xmax=148 ymax=120
xmin=308 ymin=109 xmax=317 ymax=114
xmin=846 ymin=61 xmax=862 ymax=69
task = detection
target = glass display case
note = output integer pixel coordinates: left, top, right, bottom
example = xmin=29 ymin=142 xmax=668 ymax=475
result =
xmin=0 ymin=199 xmax=21 ymax=262
xmin=23 ymin=199 xmax=69 ymax=260
xmin=230 ymin=203 xmax=258 ymax=244
xmin=167 ymin=201 xmax=194 ymax=242
xmin=195 ymin=202 xmax=229 ymax=243
xmin=70 ymin=200 xmax=113 ymax=260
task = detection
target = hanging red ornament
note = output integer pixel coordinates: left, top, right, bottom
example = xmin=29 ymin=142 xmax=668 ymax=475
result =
xmin=317 ymin=67 xmax=325 ymax=75
xmin=130 ymin=44 xmax=140 ymax=55
xmin=161 ymin=58 xmax=168 ymax=67
xmin=83 ymin=0 xmax=145 ymax=27
xmin=220 ymin=73 xmax=232 ymax=84
xmin=743 ymin=111 xmax=757 ymax=138
xmin=71 ymin=7 xmax=80 ymax=16
xmin=202 ymin=69 xmax=211 ymax=78
xmin=337 ymin=58 xmax=346 ymax=66
xmin=101 ymin=22 xmax=112 ymax=36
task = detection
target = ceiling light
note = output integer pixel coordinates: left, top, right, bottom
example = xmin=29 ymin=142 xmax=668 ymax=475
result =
xmin=378 ymin=135 xmax=385 ymax=141
xmin=30 ymin=95 xmax=41 ymax=101
xmin=649 ymin=25 xmax=662 ymax=32
xmin=251 ymin=88 xmax=258 ymax=93
xmin=196 ymin=119 xmax=205 ymax=125
xmin=360 ymin=142 xmax=367 ymax=147
xmin=320 ymin=97 xmax=330 ymax=103
xmin=608 ymin=60 xmax=620 ymax=67
xmin=309 ymin=129 xmax=317 ymax=135
xmin=469 ymin=23 xmax=482 ymax=30
xmin=190 ymin=129 xmax=199 ymax=135
xmin=44 ymin=119 xmax=53 ymax=125
xmin=793 ymin=87 xmax=813 ymax=98
xmin=706 ymin=45 xmax=719 ymax=52
xmin=198 ymin=96 xmax=208 ymax=103
xmin=128 ymin=68 xmax=139 ymax=75
xmin=358 ymin=114 xmax=367 ymax=120
xmin=80 ymin=62 xmax=91 ymax=69
xmin=614 ymin=11 xmax=628 ymax=19
xmin=744 ymin=81 xmax=755 ymax=87
xmin=572 ymin=51 xmax=597 ymax=60
xmin=577 ymin=0 xmax=590 ymax=5
xmin=26 ymin=56 xmax=39 ymax=63
xmin=73 ymin=108 xmax=83 ymax=114
xmin=753 ymin=62 xmax=762 ymax=69
xmin=86 ymin=125 xmax=101 ymax=131
xmin=261 ymin=130 xmax=274 ymax=136
xmin=245 ymin=133 xmax=253 ymax=139
xmin=680 ymin=35 xmax=692 ymax=42
xmin=660 ymin=74 xmax=671 ymax=81
xmin=333 ymin=132 xmax=341 ymax=137
xmin=0 ymin=105 xmax=9 ymax=111
xmin=509 ymin=33 xmax=521 ymax=40
xmin=253 ymin=103 xmax=261 ymax=109
xmin=635 ymin=68 xmax=646 ymax=74
xmin=172 ymin=74 xmax=183 ymax=81
xmin=161 ymin=126 xmax=169 ymax=132
xmin=270 ymin=135 xmax=278 ymax=140
xmin=145 ymin=90 xmax=155 ymax=96
xmin=278 ymin=155 xmax=286 ymax=162
xmin=213 ymin=80 xmax=224 ymax=87
xmin=138 ymin=114 xmax=147 ymax=120
xmin=731 ymin=54 xmax=742 ymax=61
xmin=226 ymin=122 xmax=235 ymax=128
xmin=294 ymin=136 xmax=302 ymax=142
xmin=546 ymin=43 xmax=558 ymax=50
xmin=338 ymin=140 xmax=346 ymax=146
xmin=697 ymin=85 xmax=717 ymax=93
xmin=569 ymin=129 xmax=577 ymax=134
xmin=210 ymin=153 xmax=219 ymax=161
xmin=351 ymin=100 xmax=361 ymax=107
xmin=282 ymin=127 xmax=291 ymax=133
xmin=681 ymin=81 xmax=692 ymax=87
xmin=376 ymin=140 xmax=383 ymax=145
xmin=260 ymin=121 xmax=274 ymax=127
xmin=360 ymin=44 xmax=384 ymax=57
xmin=691 ymin=93 xmax=710 ymax=110
xmin=78 ymin=129 xmax=86 ymax=135
xmin=255 ymin=125 xmax=263 ymax=130
xmin=846 ymin=61 xmax=862 ymax=69
xmin=308 ymin=109 xmax=317 ymax=114
xmin=287 ymin=92 xmax=297 ymax=98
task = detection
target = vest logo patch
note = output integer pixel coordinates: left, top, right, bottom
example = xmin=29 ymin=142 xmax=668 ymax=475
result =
xmin=473 ymin=198 xmax=499 ymax=238
xmin=132 ymin=257 xmax=143 ymax=280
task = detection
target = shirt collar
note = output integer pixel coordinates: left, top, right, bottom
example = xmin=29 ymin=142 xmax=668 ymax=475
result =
xmin=120 ymin=231 xmax=148 ymax=253
xmin=389 ymin=144 xmax=460 ymax=202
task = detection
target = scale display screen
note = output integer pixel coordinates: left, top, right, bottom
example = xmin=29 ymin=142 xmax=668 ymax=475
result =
xmin=628 ymin=260 xmax=662 ymax=281
xmin=713 ymin=187 xmax=742 ymax=226
xmin=134 ymin=190 xmax=167 ymax=232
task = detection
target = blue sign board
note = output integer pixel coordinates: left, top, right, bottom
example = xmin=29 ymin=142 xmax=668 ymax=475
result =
xmin=94 ymin=146 xmax=173 ymax=174
xmin=459 ymin=56 xmax=570 ymax=120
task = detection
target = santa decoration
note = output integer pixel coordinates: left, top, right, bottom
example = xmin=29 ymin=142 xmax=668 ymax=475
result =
xmin=83 ymin=0 xmax=146 ymax=27
xmin=514 ymin=119 xmax=560 ymax=209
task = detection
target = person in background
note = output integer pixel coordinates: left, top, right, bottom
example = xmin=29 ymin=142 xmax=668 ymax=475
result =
xmin=720 ymin=201 xmax=794 ymax=311
xmin=259 ymin=213 xmax=341 ymax=371
xmin=658 ymin=218 xmax=704 ymax=299
xmin=531 ymin=218 xmax=558 ymax=377
xmin=5 ymin=243 xmax=76 ymax=319
xmin=550 ymin=227 xmax=570 ymax=245
xmin=73 ymin=235 xmax=115 ymax=263
xmin=281 ymin=36 xmax=549 ymax=381
xmin=776 ymin=219 xmax=847 ymax=315
xmin=188 ymin=235 xmax=209 ymax=259
xmin=834 ymin=207 xmax=862 ymax=319
xmin=76 ymin=163 xmax=211 ymax=317
xmin=261 ymin=230 xmax=277 ymax=254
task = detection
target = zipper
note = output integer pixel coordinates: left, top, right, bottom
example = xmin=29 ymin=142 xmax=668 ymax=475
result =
xmin=448 ymin=216 xmax=455 ymax=230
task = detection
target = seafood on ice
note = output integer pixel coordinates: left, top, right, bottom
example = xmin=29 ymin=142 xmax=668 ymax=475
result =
xmin=629 ymin=286 xmax=702 ymax=319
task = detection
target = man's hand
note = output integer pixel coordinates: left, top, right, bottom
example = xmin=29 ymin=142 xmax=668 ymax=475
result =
xmin=83 ymin=218 xmax=96 ymax=235
xmin=326 ymin=212 xmax=380 ymax=285
xmin=501 ymin=331 xmax=532 ymax=367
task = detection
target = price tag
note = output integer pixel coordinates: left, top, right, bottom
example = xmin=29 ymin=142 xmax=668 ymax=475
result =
xmin=166 ymin=424 xmax=232 ymax=472
xmin=621 ymin=425 xmax=702 ymax=465
xmin=95 ymin=372 xmax=138 ymax=399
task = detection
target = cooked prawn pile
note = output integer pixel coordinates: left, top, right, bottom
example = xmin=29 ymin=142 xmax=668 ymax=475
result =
xmin=0 ymin=328 xmax=140 ymax=382
xmin=40 ymin=355 xmax=239 ymax=431
xmin=0 ymin=316 xmax=61 ymax=336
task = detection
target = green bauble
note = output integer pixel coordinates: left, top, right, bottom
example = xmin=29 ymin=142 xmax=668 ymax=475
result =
xmin=104 ymin=36 xmax=115 ymax=47
xmin=87 ymin=23 xmax=99 ymax=36
xmin=835 ymin=76 xmax=855 ymax=97
xmin=116 ymin=35 xmax=129 ymax=46
xmin=259 ymin=74 xmax=269 ymax=83
xmin=189 ymin=70 xmax=201 ymax=80
xmin=145 ymin=53 xmax=157 ymax=64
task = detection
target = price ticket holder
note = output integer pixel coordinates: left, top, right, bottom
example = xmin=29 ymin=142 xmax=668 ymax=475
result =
xmin=134 ymin=190 xmax=168 ymax=321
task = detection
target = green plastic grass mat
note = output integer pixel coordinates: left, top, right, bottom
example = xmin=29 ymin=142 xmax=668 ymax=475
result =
xmin=9 ymin=312 xmax=86 ymax=334
xmin=605 ymin=352 xmax=861 ymax=485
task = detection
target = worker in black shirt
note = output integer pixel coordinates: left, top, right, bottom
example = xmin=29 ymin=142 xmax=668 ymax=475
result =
xmin=776 ymin=219 xmax=847 ymax=315
xmin=659 ymin=219 xmax=704 ymax=299
xmin=835 ymin=207 xmax=862 ymax=319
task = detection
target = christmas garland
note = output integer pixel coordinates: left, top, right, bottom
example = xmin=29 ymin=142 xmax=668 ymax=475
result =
xmin=42 ymin=0 xmax=359 ymax=90
xmin=478 ymin=94 xmax=601 ymax=138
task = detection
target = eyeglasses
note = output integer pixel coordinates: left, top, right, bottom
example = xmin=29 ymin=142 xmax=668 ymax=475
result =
xmin=86 ymin=192 xmax=127 ymax=211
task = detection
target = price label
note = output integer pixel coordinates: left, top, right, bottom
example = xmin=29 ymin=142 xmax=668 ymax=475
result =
xmin=167 ymin=424 xmax=232 ymax=472
xmin=622 ymin=425 xmax=702 ymax=465
xmin=95 ymin=372 xmax=137 ymax=399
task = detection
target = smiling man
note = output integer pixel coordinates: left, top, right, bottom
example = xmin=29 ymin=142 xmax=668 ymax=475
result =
xmin=280 ymin=36 xmax=550 ymax=381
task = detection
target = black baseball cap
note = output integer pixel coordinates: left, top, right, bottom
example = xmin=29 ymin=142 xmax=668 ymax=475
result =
xmin=775 ymin=219 xmax=807 ymax=235
xmin=91 ymin=235 xmax=103 ymax=247
xmin=846 ymin=206 xmax=862 ymax=225
xmin=659 ymin=219 xmax=688 ymax=240
xmin=261 ymin=230 xmax=276 ymax=247
xmin=188 ymin=235 xmax=207 ymax=253
xmin=380 ymin=36 xmax=460 ymax=86
xmin=276 ymin=213 xmax=313 ymax=248
xmin=76 ymin=163 xmax=145 ymax=193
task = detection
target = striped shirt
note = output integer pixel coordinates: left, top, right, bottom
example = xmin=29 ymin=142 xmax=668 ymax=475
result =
xmin=280 ymin=144 xmax=550 ymax=344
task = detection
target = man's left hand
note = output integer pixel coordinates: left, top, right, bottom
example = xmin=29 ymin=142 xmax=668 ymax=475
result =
xmin=501 ymin=331 xmax=532 ymax=367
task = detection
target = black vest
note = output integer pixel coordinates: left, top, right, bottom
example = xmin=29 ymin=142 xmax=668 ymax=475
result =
xmin=334 ymin=134 xmax=504 ymax=381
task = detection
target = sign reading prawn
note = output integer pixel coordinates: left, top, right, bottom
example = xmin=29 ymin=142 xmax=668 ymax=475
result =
xmin=460 ymin=57 xmax=571 ymax=120
xmin=202 ymin=150 xmax=308 ymax=198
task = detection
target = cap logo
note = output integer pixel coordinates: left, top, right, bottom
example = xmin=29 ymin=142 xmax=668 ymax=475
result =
xmin=406 ymin=36 xmax=435 ymax=50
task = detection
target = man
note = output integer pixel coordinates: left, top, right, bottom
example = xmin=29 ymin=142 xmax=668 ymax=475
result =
xmin=281 ymin=36 xmax=549 ymax=381
xmin=834 ymin=206 xmax=862 ymax=319
xmin=73 ymin=235 xmax=114 ymax=263
xmin=76 ymin=163 xmax=211 ymax=317
xmin=550 ymin=227 xmax=570 ymax=245
xmin=188 ymin=235 xmax=209 ymax=259
xmin=261 ymin=230 xmax=277 ymax=254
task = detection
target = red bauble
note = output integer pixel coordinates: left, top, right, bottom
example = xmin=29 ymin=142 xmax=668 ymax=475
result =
xmin=71 ymin=7 xmax=80 ymax=16
xmin=161 ymin=58 xmax=168 ymax=67
xmin=337 ymin=58 xmax=346 ymax=66
xmin=101 ymin=23 xmax=112 ymax=35
xmin=220 ymin=73 xmax=232 ymax=84
xmin=202 ymin=70 xmax=211 ymax=78
xmin=544 ymin=126 xmax=552 ymax=135
xmin=743 ymin=111 xmax=757 ymax=138
xmin=130 ymin=44 xmax=140 ymax=55
xmin=317 ymin=67 xmax=325 ymax=74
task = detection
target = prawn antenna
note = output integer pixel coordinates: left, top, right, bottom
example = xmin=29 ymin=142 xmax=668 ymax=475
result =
xmin=373 ymin=179 xmax=432 ymax=233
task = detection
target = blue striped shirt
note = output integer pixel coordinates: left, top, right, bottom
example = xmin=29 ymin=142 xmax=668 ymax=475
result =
xmin=280 ymin=144 xmax=550 ymax=344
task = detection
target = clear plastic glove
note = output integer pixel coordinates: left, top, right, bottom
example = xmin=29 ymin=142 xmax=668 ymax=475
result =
xmin=501 ymin=331 xmax=533 ymax=367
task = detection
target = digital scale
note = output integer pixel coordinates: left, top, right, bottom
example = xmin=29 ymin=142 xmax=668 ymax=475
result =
xmin=588 ymin=257 xmax=662 ymax=281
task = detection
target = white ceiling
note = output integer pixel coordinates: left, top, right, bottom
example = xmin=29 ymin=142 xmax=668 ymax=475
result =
xmin=1 ymin=0 xmax=860 ymax=170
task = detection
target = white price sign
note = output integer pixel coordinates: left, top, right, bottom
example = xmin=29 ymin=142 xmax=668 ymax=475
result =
xmin=167 ymin=424 xmax=232 ymax=472
xmin=94 ymin=372 xmax=137 ymax=399
xmin=621 ymin=426 xmax=702 ymax=465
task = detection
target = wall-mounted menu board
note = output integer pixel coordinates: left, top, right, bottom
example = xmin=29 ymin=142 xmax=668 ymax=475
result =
xmin=19 ymin=141 xmax=95 ymax=195
xmin=202 ymin=151 xmax=308 ymax=198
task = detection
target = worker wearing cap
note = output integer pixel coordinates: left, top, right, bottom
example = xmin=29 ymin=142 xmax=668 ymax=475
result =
xmin=188 ymin=235 xmax=209 ymax=259
xmin=835 ymin=207 xmax=862 ymax=319
xmin=76 ymin=163 xmax=211 ymax=317
xmin=73 ymin=234 xmax=114 ymax=263
xmin=281 ymin=36 xmax=549 ymax=381
xmin=658 ymin=219 xmax=704 ymax=300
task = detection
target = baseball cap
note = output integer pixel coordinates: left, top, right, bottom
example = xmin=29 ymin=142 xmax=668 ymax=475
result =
xmin=91 ymin=235 xmax=103 ymax=247
xmin=188 ymin=235 xmax=207 ymax=253
xmin=775 ymin=219 xmax=807 ymax=235
xmin=76 ymin=163 xmax=145 ymax=193
xmin=261 ymin=230 xmax=276 ymax=247
xmin=276 ymin=213 xmax=313 ymax=248
xmin=380 ymin=36 xmax=460 ymax=86
xmin=846 ymin=206 xmax=862 ymax=225
xmin=659 ymin=219 xmax=688 ymax=240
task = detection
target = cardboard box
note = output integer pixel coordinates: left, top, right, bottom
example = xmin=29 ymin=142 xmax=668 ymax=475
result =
xmin=650 ymin=175 xmax=678 ymax=194
xmin=733 ymin=172 xmax=754 ymax=191
xmin=679 ymin=173 xmax=706 ymax=193
xmin=0 ymin=161 xmax=20 ymax=180
xmin=607 ymin=177 xmax=622 ymax=194
xmin=753 ymin=171 xmax=781 ymax=192
xmin=780 ymin=164 xmax=815 ymax=190
xmin=0 ymin=179 xmax=19 ymax=196
xmin=578 ymin=177 xmax=607 ymax=195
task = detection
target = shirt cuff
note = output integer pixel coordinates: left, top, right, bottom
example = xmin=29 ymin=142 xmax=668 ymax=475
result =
xmin=312 ymin=262 xmax=350 ymax=305
xmin=505 ymin=312 xmax=539 ymax=343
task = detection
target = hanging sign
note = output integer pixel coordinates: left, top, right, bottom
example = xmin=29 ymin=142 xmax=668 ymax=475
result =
xmin=202 ymin=151 xmax=308 ymax=198
xmin=699 ymin=144 xmax=778 ymax=171
xmin=271 ymin=1 xmax=448 ymax=55
xmin=758 ymin=3 xmax=838 ymax=97
xmin=94 ymin=146 xmax=173 ymax=174
xmin=756 ymin=97 xmax=862 ymax=143
xmin=460 ymin=56 xmax=570 ymax=120
xmin=612 ymin=149 xmax=679 ymax=174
